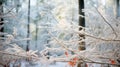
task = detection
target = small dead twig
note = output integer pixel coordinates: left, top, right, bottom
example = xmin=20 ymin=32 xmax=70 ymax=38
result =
xmin=90 ymin=1 xmax=118 ymax=38
xmin=48 ymin=31 xmax=75 ymax=52
xmin=96 ymin=8 xmax=118 ymax=38
xmin=74 ymin=30 xmax=120 ymax=42
xmin=0 ymin=51 xmax=40 ymax=60
xmin=0 ymin=6 xmax=14 ymax=18
xmin=85 ymin=61 xmax=120 ymax=66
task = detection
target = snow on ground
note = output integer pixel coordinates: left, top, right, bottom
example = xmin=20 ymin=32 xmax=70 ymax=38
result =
xmin=10 ymin=61 xmax=67 ymax=67
xmin=10 ymin=61 xmax=102 ymax=67
xmin=27 ymin=62 xmax=67 ymax=67
xmin=49 ymin=62 xmax=67 ymax=67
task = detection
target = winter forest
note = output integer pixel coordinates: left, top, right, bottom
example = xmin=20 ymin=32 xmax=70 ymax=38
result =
xmin=0 ymin=0 xmax=120 ymax=67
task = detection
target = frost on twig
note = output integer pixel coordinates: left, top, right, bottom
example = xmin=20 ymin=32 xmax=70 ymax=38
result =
xmin=0 ymin=1 xmax=120 ymax=66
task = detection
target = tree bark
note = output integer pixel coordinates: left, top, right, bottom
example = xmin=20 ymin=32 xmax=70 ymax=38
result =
xmin=0 ymin=2 xmax=4 ymax=32
xmin=26 ymin=0 xmax=31 ymax=51
xmin=78 ymin=0 xmax=85 ymax=67
xmin=78 ymin=0 xmax=85 ymax=51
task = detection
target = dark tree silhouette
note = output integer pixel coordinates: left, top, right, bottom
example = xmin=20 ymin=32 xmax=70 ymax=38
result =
xmin=0 ymin=1 xmax=4 ymax=32
xmin=78 ymin=0 xmax=85 ymax=67
xmin=26 ymin=0 xmax=31 ymax=51
xmin=78 ymin=0 xmax=85 ymax=51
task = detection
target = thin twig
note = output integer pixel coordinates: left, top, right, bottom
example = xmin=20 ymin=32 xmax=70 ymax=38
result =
xmin=74 ymin=30 xmax=120 ymax=42
xmin=10 ymin=38 xmax=31 ymax=44
xmin=0 ymin=51 xmax=40 ymax=60
xmin=85 ymin=61 xmax=120 ymax=66
xmin=48 ymin=31 xmax=75 ymax=52
xmin=0 ymin=7 xmax=14 ymax=18
xmin=48 ymin=31 xmax=94 ymax=62
xmin=90 ymin=0 xmax=118 ymax=38
xmin=96 ymin=8 xmax=118 ymax=38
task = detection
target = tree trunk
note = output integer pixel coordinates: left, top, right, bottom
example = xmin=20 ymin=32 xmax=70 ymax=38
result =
xmin=78 ymin=0 xmax=85 ymax=67
xmin=26 ymin=0 xmax=31 ymax=51
xmin=35 ymin=22 xmax=38 ymax=48
xmin=78 ymin=0 xmax=85 ymax=51
xmin=0 ymin=2 xmax=4 ymax=32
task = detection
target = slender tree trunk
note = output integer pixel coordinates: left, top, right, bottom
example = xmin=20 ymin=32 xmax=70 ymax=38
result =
xmin=77 ymin=0 xmax=85 ymax=67
xmin=35 ymin=22 xmax=38 ymax=48
xmin=78 ymin=0 xmax=85 ymax=51
xmin=0 ymin=2 xmax=4 ymax=32
xmin=116 ymin=0 xmax=120 ymax=18
xmin=26 ymin=0 xmax=31 ymax=51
